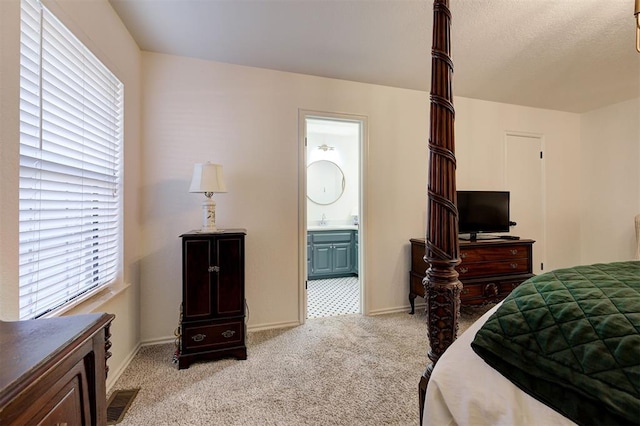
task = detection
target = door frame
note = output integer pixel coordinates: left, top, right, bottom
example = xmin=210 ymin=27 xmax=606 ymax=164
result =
xmin=298 ymin=110 xmax=368 ymax=324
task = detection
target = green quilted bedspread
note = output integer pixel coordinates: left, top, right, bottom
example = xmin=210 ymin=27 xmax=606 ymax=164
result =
xmin=471 ymin=261 xmax=640 ymax=426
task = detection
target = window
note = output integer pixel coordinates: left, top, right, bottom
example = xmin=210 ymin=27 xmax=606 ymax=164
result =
xmin=19 ymin=0 xmax=123 ymax=319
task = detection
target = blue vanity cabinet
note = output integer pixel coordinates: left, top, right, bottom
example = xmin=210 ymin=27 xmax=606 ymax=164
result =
xmin=353 ymin=231 xmax=359 ymax=274
xmin=308 ymin=229 xmax=358 ymax=279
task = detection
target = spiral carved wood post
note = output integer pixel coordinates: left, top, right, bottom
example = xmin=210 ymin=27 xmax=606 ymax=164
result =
xmin=418 ymin=0 xmax=461 ymax=422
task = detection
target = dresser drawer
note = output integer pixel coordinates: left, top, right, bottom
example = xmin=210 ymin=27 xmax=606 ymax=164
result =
xmin=460 ymin=244 xmax=530 ymax=263
xmin=457 ymin=258 xmax=530 ymax=278
xmin=461 ymin=275 xmax=532 ymax=304
xmin=182 ymin=320 xmax=244 ymax=351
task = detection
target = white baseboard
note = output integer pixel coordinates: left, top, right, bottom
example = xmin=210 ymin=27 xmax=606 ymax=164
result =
xmin=140 ymin=335 xmax=176 ymax=346
xmin=106 ymin=342 xmax=141 ymax=392
xmin=368 ymin=303 xmax=425 ymax=316
xmin=247 ymin=320 xmax=300 ymax=332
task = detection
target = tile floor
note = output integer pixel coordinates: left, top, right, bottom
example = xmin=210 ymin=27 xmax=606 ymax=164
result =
xmin=307 ymin=276 xmax=360 ymax=319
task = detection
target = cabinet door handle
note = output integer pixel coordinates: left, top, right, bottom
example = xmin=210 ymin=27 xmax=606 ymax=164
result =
xmin=510 ymin=263 xmax=518 ymax=269
xmin=208 ymin=266 xmax=220 ymax=273
xmin=221 ymin=330 xmax=236 ymax=338
xmin=191 ymin=333 xmax=206 ymax=342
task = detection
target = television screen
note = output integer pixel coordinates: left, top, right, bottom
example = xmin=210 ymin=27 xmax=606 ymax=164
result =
xmin=457 ymin=191 xmax=510 ymax=236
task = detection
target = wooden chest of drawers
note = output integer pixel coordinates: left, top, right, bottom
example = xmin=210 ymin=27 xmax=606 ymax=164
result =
xmin=409 ymin=238 xmax=534 ymax=313
xmin=0 ymin=313 xmax=114 ymax=425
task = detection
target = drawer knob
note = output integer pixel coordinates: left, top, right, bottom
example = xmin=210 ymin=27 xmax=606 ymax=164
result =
xmin=459 ymin=267 xmax=468 ymax=274
xmin=510 ymin=249 xmax=518 ymax=255
xmin=208 ymin=265 xmax=220 ymax=273
xmin=510 ymin=263 xmax=518 ymax=269
xmin=221 ymin=330 xmax=236 ymax=338
xmin=460 ymin=252 xmax=467 ymax=259
xmin=192 ymin=333 xmax=206 ymax=342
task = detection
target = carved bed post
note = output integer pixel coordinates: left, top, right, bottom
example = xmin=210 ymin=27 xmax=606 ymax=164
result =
xmin=419 ymin=0 xmax=461 ymax=422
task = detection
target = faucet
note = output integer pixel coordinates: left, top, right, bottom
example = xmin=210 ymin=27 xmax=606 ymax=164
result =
xmin=320 ymin=214 xmax=327 ymax=226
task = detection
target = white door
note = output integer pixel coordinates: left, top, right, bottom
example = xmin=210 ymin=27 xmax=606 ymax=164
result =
xmin=505 ymin=133 xmax=545 ymax=274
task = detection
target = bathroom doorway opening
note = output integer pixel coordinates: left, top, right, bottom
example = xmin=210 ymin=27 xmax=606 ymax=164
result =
xmin=298 ymin=111 xmax=366 ymax=322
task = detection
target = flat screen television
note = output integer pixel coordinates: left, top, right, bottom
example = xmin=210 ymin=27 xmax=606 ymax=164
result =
xmin=457 ymin=191 xmax=510 ymax=240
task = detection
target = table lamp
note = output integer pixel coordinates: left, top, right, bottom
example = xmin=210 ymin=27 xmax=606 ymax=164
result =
xmin=189 ymin=162 xmax=227 ymax=232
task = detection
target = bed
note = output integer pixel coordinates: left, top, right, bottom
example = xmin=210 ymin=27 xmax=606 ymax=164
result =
xmin=419 ymin=1 xmax=640 ymax=425
xmin=424 ymin=261 xmax=640 ymax=425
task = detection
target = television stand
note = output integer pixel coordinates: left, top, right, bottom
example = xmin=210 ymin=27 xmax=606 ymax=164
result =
xmin=409 ymin=237 xmax=535 ymax=311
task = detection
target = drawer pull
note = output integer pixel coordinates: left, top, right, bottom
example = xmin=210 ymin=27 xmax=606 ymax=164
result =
xmin=208 ymin=265 xmax=220 ymax=273
xmin=483 ymin=283 xmax=498 ymax=297
xmin=460 ymin=252 xmax=468 ymax=259
xmin=510 ymin=249 xmax=518 ymax=255
xmin=192 ymin=333 xmax=206 ymax=342
xmin=221 ymin=330 xmax=236 ymax=339
xmin=510 ymin=263 xmax=518 ymax=269
xmin=459 ymin=267 xmax=469 ymax=274
xmin=461 ymin=288 xmax=469 ymax=294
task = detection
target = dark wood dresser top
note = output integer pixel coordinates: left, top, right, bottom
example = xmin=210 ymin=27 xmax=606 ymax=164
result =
xmin=0 ymin=312 xmax=114 ymax=405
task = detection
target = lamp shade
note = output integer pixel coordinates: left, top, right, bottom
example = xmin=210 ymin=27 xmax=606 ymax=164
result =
xmin=189 ymin=162 xmax=227 ymax=194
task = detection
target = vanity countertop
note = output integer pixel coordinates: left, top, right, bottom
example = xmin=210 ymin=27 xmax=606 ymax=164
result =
xmin=307 ymin=225 xmax=358 ymax=231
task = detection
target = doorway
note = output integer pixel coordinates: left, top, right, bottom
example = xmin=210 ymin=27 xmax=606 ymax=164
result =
xmin=298 ymin=111 xmax=366 ymax=322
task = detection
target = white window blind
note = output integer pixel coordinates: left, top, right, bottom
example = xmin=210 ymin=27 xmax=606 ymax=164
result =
xmin=19 ymin=0 xmax=123 ymax=319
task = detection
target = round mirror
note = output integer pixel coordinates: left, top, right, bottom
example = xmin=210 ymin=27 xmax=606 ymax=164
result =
xmin=307 ymin=160 xmax=345 ymax=205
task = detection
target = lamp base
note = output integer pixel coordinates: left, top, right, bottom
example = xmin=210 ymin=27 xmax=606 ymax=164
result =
xmin=201 ymin=198 xmax=218 ymax=232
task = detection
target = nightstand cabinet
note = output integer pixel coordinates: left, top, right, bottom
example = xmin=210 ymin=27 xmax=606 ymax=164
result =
xmin=177 ymin=230 xmax=247 ymax=369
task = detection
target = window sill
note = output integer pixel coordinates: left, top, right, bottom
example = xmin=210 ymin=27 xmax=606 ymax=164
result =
xmin=42 ymin=281 xmax=131 ymax=318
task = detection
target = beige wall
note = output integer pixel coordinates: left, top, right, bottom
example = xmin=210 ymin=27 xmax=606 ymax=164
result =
xmin=0 ymin=0 xmax=142 ymax=389
xmin=455 ymin=97 xmax=583 ymax=271
xmin=139 ymin=52 xmax=591 ymax=343
xmin=580 ymin=98 xmax=640 ymax=264
xmin=139 ymin=52 xmax=430 ymax=341
xmin=0 ymin=0 xmax=21 ymax=319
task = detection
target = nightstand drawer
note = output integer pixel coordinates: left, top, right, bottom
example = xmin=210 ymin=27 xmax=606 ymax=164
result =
xmin=182 ymin=321 xmax=244 ymax=351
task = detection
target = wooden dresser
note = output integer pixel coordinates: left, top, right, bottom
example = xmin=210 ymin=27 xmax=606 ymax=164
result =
xmin=0 ymin=312 xmax=115 ymax=425
xmin=177 ymin=230 xmax=247 ymax=369
xmin=409 ymin=238 xmax=534 ymax=313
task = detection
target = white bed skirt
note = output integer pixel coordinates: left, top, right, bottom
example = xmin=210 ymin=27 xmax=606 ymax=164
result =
xmin=423 ymin=305 xmax=578 ymax=426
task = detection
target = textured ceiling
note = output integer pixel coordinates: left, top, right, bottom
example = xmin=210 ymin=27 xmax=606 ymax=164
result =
xmin=109 ymin=0 xmax=640 ymax=113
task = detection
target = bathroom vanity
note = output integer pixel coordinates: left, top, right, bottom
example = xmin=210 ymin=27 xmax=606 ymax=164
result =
xmin=307 ymin=226 xmax=358 ymax=279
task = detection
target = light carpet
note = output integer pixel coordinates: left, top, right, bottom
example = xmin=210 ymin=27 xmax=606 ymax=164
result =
xmin=109 ymin=307 xmax=489 ymax=426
